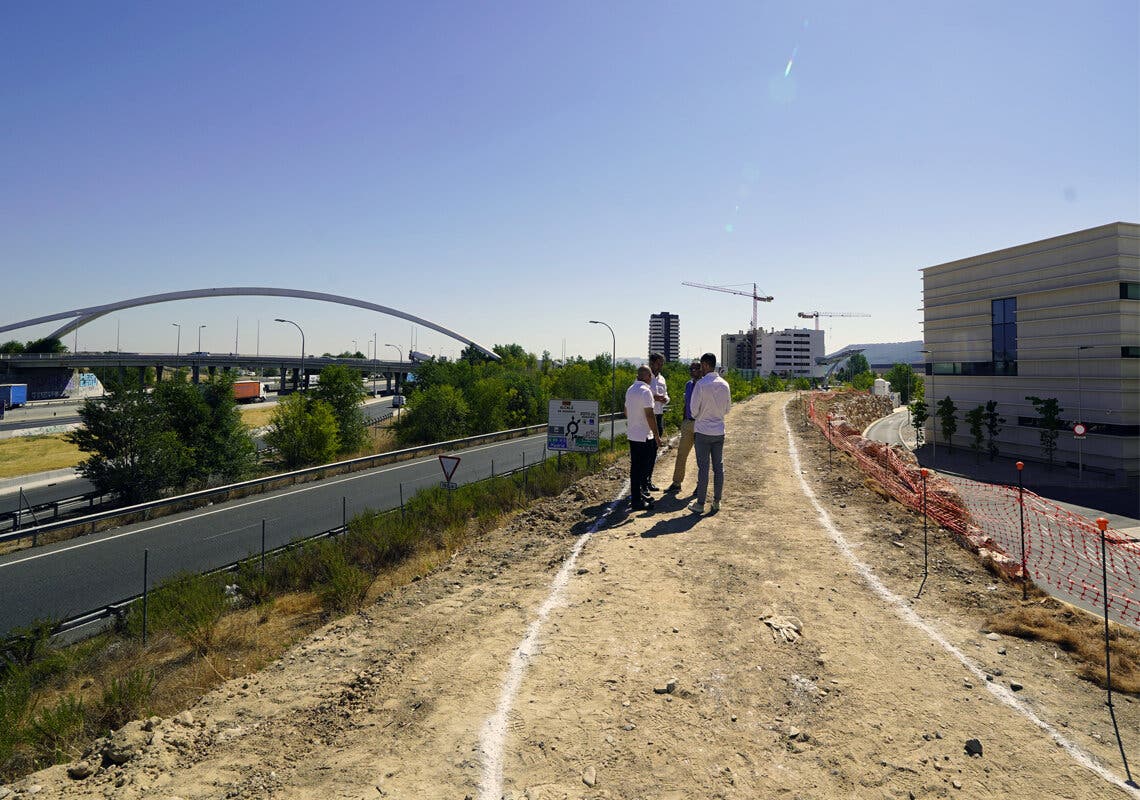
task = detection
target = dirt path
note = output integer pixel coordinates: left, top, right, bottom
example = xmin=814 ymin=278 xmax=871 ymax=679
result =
xmin=15 ymin=393 xmax=1140 ymax=799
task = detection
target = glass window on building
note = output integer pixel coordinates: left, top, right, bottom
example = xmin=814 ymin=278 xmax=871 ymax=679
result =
xmin=1122 ymin=282 xmax=1140 ymax=300
xmin=991 ymin=297 xmax=1017 ymax=375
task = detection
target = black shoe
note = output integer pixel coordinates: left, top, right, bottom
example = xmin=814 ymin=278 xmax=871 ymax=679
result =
xmin=649 ymin=483 xmax=660 ymax=491
xmin=643 ymin=497 xmax=655 ymax=510
xmin=630 ymin=501 xmax=646 ymax=511
xmin=664 ymin=483 xmax=682 ymax=493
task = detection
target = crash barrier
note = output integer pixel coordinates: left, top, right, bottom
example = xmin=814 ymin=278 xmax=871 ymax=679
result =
xmin=33 ymin=431 xmax=622 ymax=641
xmin=806 ymin=394 xmax=1140 ymax=630
xmin=0 ymin=413 xmax=622 ymax=551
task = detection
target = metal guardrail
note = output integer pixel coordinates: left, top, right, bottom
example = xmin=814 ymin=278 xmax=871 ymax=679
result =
xmin=42 ymin=431 xmax=607 ymax=640
xmin=0 ymin=491 xmax=116 ymax=535
xmin=1 ymin=413 xmax=622 ymax=548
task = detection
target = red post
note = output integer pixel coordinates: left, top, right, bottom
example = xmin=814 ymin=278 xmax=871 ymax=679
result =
xmin=1096 ymin=517 xmax=1137 ymax=786
xmin=1016 ymin=461 xmax=1027 ymax=600
xmin=916 ymin=468 xmax=930 ymax=598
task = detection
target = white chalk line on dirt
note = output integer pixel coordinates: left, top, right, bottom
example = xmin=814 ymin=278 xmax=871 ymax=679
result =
xmin=477 ymin=479 xmax=631 ymax=800
xmin=783 ymin=400 xmax=1140 ymax=797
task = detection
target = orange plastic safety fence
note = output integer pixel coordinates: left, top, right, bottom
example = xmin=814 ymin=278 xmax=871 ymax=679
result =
xmin=805 ymin=395 xmax=1139 ymax=629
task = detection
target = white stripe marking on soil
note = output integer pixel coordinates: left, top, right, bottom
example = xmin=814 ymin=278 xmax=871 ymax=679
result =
xmin=477 ymin=480 xmax=630 ymax=800
xmin=784 ymin=400 xmax=1139 ymax=797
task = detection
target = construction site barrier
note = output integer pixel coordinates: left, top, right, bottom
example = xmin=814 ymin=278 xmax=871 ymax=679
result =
xmin=806 ymin=393 xmax=1140 ymax=630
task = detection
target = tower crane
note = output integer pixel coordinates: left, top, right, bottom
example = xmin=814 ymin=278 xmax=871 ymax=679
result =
xmin=682 ymin=282 xmax=774 ymax=368
xmin=797 ymin=311 xmax=871 ymax=331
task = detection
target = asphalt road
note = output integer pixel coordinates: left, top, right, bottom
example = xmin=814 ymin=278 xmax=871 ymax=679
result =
xmin=0 ymin=420 xmax=627 ymax=634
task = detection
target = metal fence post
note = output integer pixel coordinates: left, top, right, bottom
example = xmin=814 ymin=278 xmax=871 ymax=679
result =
xmin=260 ymin=519 xmax=266 ymax=574
xmin=141 ymin=548 xmax=149 ymax=646
xmin=342 ymin=496 xmax=347 ymax=534
xmin=916 ymin=468 xmax=929 ymax=598
xmin=1096 ymin=517 xmax=1139 ymax=788
xmin=399 ymin=483 xmax=405 ymax=517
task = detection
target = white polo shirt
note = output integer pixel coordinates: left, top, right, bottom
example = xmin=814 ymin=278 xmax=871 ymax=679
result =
xmin=624 ymin=380 xmax=655 ymax=442
xmin=650 ymin=370 xmax=669 ymax=415
xmin=692 ymin=372 xmax=731 ymax=436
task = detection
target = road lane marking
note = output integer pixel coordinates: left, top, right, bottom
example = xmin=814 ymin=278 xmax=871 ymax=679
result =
xmin=1 ymin=434 xmax=554 ymax=570
xmin=783 ymin=400 xmax=1139 ymax=797
xmin=478 ymin=481 xmax=630 ymax=800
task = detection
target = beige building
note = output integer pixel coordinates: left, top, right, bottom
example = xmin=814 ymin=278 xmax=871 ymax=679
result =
xmin=921 ymin=221 xmax=1139 ymax=480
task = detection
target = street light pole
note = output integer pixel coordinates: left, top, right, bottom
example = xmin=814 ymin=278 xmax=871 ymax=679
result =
xmin=172 ymin=323 xmax=181 ymax=357
xmin=589 ymin=320 xmax=617 ymax=449
xmin=1077 ymin=345 xmax=1093 ymax=480
xmin=372 ymin=332 xmax=378 ymax=396
xmin=197 ymin=325 xmax=206 ymax=353
xmin=275 ymin=318 xmax=305 ymax=391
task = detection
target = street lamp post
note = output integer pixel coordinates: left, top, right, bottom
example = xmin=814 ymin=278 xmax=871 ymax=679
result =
xmin=275 ymin=318 xmax=305 ymax=391
xmin=588 ymin=320 xmax=617 ymax=449
xmin=197 ymin=325 xmax=206 ymax=353
xmin=172 ymin=323 xmax=181 ymax=357
xmin=1077 ymin=345 xmax=1093 ymax=480
xmin=352 ymin=339 xmax=357 ymax=357
xmin=385 ymin=343 xmax=402 ymax=360
xmin=372 ymin=332 xmax=378 ymax=396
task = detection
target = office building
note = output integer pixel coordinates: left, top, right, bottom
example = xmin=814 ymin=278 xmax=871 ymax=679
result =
xmin=758 ymin=328 xmax=825 ymax=377
xmin=648 ymin=312 xmax=680 ymax=362
xmin=921 ymin=221 xmax=1139 ymax=479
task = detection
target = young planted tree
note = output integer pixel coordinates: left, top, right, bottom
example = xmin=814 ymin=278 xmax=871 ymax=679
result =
xmin=910 ymin=398 xmax=929 ymax=446
xmin=983 ymin=400 xmax=1005 ymax=462
xmin=395 ymin=385 xmax=470 ymax=445
xmin=965 ymin=405 xmax=985 ymax=463
xmin=155 ymin=372 xmax=256 ymax=486
xmin=935 ymin=396 xmax=958 ymax=451
xmin=1026 ymin=395 xmax=1064 ymax=467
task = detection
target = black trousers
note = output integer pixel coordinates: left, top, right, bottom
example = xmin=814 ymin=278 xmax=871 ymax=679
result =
xmin=629 ymin=439 xmax=655 ymax=502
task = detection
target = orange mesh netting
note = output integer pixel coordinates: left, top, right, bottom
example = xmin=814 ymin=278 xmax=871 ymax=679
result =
xmin=805 ymin=394 xmax=1139 ymax=630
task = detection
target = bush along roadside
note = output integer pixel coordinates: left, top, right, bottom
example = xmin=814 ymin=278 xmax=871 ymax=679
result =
xmin=0 ymin=436 xmax=627 ymax=782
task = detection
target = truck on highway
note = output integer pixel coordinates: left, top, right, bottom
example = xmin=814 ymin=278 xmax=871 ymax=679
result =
xmin=0 ymin=383 xmax=28 ymax=410
xmin=232 ymin=380 xmax=267 ymax=403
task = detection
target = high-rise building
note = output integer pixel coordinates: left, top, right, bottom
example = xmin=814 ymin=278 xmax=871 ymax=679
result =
xmin=648 ymin=312 xmax=680 ymax=362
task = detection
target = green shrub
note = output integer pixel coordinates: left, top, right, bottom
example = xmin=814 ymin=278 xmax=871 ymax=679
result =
xmin=131 ymin=572 xmax=226 ymax=653
xmin=316 ymin=549 xmax=372 ymax=612
xmin=0 ymin=667 xmax=32 ymax=771
xmin=99 ymin=669 xmax=155 ymax=731
xmin=27 ymin=695 xmax=87 ymax=765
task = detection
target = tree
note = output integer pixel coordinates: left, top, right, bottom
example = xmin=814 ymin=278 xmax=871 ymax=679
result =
xmin=68 ymin=382 xmax=192 ymax=503
xmin=546 ymin=363 xmax=600 ymax=405
xmin=312 ymin=365 xmax=366 ymax=453
xmin=467 ymin=377 xmax=508 ymax=434
xmin=155 ymin=372 xmax=256 ymax=485
xmin=24 ymin=337 xmax=67 ymax=354
xmin=965 ymin=405 xmax=985 ymax=462
xmin=396 ymin=385 xmax=469 ymax=445
xmin=910 ymin=398 xmax=928 ymax=446
xmin=0 ymin=340 xmax=25 ymax=354
xmin=851 ymin=371 xmax=876 ymax=392
xmin=884 ymin=363 xmax=919 ymax=405
xmin=1026 ymin=395 xmax=1064 ymax=467
xmin=935 ymin=396 xmax=958 ymax=451
xmin=264 ymin=394 xmax=340 ymax=468
xmin=983 ymin=400 xmax=1005 ymax=462
xmin=838 ymin=353 xmax=870 ymax=381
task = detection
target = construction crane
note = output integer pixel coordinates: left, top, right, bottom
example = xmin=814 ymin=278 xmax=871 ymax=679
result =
xmin=797 ymin=311 xmax=871 ymax=331
xmin=682 ymin=282 xmax=774 ymax=368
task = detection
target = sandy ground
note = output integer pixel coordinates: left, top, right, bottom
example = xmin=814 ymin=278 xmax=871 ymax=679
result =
xmin=10 ymin=392 xmax=1140 ymax=800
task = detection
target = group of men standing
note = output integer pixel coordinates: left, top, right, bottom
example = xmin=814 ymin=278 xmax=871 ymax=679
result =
xmin=624 ymin=351 xmax=731 ymax=515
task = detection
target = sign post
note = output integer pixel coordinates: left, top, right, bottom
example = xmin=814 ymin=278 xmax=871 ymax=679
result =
xmin=438 ymin=455 xmax=460 ymax=490
xmin=1074 ymin=423 xmax=1087 ymax=481
xmin=547 ymin=400 xmax=600 ymax=453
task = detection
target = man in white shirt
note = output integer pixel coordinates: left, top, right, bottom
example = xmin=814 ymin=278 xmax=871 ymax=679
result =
xmin=647 ymin=352 xmax=669 ymax=491
xmin=624 ymin=365 xmax=660 ymax=511
xmin=689 ymin=352 xmax=731 ymax=515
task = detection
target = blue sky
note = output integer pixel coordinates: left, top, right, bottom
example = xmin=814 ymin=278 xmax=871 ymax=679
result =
xmin=2 ymin=1 xmax=1137 ymax=361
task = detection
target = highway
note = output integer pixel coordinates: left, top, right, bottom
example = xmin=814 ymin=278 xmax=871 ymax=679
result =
xmin=0 ymin=420 xmax=627 ymax=634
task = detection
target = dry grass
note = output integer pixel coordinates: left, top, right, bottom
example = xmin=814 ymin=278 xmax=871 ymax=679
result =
xmin=988 ymin=601 xmax=1140 ymax=693
xmin=0 ymin=435 xmax=83 ymax=478
xmin=238 ymin=405 xmax=277 ymax=430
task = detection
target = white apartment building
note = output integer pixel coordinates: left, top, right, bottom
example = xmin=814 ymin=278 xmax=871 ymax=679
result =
xmin=921 ymin=221 xmax=1139 ymax=479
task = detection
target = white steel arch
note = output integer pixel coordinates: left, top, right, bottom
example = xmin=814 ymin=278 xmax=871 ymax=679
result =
xmin=0 ymin=287 xmax=499 ymax=360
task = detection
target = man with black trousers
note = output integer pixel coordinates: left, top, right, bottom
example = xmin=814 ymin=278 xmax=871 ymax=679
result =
xmin=647 ymin=352 xmax=669 ymax=491
xmin=624 ymin=365 xmax=660 ymax=510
